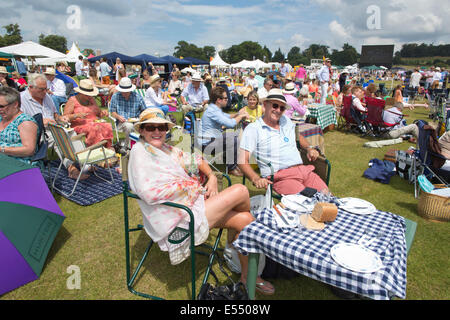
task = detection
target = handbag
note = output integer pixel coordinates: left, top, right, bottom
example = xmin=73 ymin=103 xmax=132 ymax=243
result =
xmin=197 ymin=253 xmax=249 ymax=300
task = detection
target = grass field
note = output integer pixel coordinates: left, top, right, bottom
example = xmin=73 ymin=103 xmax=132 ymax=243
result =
xmin=2 ymin=102 xmax=449 ymax=301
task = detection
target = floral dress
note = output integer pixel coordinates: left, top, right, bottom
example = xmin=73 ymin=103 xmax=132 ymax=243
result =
xmin=0 ymin=113 xmax=37 ymax=164
xmin=68 ymin=96 xmax=113 ymax=148
xmin=128 ymin=140 xmax=209 ymax=265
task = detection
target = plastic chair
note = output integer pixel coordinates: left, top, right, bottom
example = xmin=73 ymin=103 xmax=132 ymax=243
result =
xmin=121 ymin=154 xmax=231 ymax=300
xmin=47 ymin=123 xmax=116 ymax=197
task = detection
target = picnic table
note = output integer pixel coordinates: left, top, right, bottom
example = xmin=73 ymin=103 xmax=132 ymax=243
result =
xmin=306 ymin=103 xmax=337 ymax=130
xmin=234 ymin=194 xmax=414 ymax=300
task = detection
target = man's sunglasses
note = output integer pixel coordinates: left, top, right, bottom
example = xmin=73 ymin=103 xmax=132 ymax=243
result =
xmin=271 ymin=103 xmax=286 ymax=111
xmin=142 ymin=124 xmax=168 ymax=132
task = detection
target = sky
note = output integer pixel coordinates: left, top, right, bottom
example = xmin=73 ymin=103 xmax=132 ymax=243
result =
xmin=1 ymin=0 xmax=449 ymax=59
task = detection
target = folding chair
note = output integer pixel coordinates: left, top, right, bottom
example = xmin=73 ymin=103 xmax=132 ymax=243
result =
xmin=107 ymin=102 xmax=120 ymax=143
xmin=47 ymin=123 xmax=116 ymax=198
xmin=365 ymin=97 xmax=387 ymax=134
xmin=340 ymin=95 xmax=357 ymax=130
xmin=413 ymin=120 xmax=450 ymax=198
xmin=29 ymin=113 xmax=49 ymax=172
xmin=121 ymin=154 xmax=231 ymax=300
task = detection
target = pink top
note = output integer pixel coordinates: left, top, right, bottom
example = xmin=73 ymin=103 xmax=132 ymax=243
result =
xmin=295 ymin=68 xmax=307 ymax=80
xmin=284 ymin=94 xmax=306 ymax=118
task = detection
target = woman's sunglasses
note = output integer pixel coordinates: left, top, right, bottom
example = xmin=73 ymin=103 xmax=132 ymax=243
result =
xmin=142 ymin=124 xmax=168 ymax=132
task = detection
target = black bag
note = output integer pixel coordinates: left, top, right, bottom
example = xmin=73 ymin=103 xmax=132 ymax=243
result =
xmin=197 ymin=254 xmax=249 ymax=300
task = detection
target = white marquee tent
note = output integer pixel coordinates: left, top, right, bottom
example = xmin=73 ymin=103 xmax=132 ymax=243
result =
xmin=35 ymin=42 xmax=85 ymax=65
xmin=0 ymin=41 xmax=66 ymax=59
xmin=210 ymin=52 xmax=229 ymax=67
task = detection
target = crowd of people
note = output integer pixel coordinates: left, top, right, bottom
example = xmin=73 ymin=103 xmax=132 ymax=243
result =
xmin=1 ymin=55 xmax=449 ymax=298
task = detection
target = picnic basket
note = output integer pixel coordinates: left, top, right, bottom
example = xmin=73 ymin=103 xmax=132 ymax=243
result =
xmin=417 ymin=184 xmax=450 ymax=222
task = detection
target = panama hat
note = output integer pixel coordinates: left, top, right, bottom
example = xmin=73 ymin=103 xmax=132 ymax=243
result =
xmin=0 ymin=66 xmax=8 ymax=74
xmin=262 ymin=88 xmax=287 ymax=105
xmin=282 ymin=82 xmax=297 ymax=94
xmin=149 ymin=74 xmax=161 ymax=84
xmin=134 ymin=108 xmax=175 ymax=131
xmin=43 ymin=67 xmax=56 ymax=75
xmin=191 ymin=72 xmax=204 ymax=82
xmin=74 ymin=79 xmax=99 ymax=96
xmin=116 ymin=77 xmax=136 ymax=92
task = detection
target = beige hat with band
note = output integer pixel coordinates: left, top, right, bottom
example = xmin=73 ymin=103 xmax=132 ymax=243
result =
xmin=134 ymin=108 xmax=175 ymax=131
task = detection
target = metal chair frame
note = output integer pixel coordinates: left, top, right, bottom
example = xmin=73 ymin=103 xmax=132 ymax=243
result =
xmin=121 ymin=154 xmax=231 ymax=300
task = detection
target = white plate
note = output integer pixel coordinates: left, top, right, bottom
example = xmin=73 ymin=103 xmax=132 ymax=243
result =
xmin=330 ymin=243 xmax=383 ymax=273
xmin=338 ymin=197 xmax=376 ymax=215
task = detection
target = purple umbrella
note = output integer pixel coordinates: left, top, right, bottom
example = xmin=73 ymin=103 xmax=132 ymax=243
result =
xmin=0 ymin=154 xmax=65 ymax=296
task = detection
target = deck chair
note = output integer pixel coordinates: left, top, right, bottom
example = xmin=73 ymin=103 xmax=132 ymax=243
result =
xmin=47 ymin=123 xmax=116 ymax=198
xmin=121 ymin=154 xmax=231 ymax=300
xmin=413 ymin=120 xmax=450 ymax=198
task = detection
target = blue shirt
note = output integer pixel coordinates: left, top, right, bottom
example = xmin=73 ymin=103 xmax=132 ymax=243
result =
xmin=240 ymin=115 xmax=302 ymax=177
xmin=198 ymin=103 xmax=237 ymax=145
xmin=109 ymin=91 xmax=147 ymax=120
xmin=16 ymin=60 xmax=27 ymax=75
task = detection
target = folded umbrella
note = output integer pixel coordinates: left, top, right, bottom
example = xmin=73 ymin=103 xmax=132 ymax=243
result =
xmin=0 ymin=154 xmax=65 ymax=296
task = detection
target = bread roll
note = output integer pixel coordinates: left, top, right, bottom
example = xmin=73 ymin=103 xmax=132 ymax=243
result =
xmin=311 ymin=202 xmax=338 ymax=222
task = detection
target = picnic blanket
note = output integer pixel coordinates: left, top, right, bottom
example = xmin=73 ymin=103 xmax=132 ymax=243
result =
xmin=41 ymin=160 xmax=123 ymax=206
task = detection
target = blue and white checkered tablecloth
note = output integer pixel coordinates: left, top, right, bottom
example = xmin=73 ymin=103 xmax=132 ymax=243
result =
xmin=233 ymin=195 xmax=408 ymax=300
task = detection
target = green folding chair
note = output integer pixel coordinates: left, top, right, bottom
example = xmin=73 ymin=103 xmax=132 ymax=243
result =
xmin=47 ymin=123 xmax=116 ymax=197
xmin=121 ymin=154 xmax=231 ymax=300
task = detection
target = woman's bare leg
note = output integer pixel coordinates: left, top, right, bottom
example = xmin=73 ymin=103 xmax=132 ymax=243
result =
xmin=204 ymin=184 xmax=272 ymax=288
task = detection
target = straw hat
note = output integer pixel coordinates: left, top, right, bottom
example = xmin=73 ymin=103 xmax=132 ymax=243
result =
xmin=282 ymin=82 xmax=297 ymax=94
xmin=134 ymin=108 xmax=175 ymax=131
xmin=74 ymin=79 xmax=99 ymax=96
xmin=149 ymin=74 xmax=161 ymax=85
xmin=191 ymin=72 xmax=203 ymax=82
xmin=116 ymin=77 xmax=136 ymax=92
xmin=43 ymin=67 xmax=56 ymax=75
xmin=262 ymin=88 xmax=287 ymax=104
xmin=0 ymin=66 xmax=8 ymax=74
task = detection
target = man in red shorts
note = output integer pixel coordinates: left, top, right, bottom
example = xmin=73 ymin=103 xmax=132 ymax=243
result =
xmin=238 ymin=88 xmax=329 ymax=195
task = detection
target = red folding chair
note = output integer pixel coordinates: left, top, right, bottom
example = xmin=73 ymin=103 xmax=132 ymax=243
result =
xmin=365 ymin=97 xmax=386 ymax=129
xmin=339 ymin=95 xmax=357 ymax=130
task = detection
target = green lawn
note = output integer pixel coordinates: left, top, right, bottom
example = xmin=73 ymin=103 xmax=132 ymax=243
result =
xmin=2 ymin=104 xmax=449 ymax=300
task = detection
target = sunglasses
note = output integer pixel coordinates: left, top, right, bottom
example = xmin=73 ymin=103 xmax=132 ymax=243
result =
xmin=271 ymin=103 xmax=286 ymax=112
xmin=221 ymin=96 xmax=228 ymax=100
xmin=0 ymin=102 xmax=13 ymax=109
xmin=142 ymin=124 xmax=168 ymax=132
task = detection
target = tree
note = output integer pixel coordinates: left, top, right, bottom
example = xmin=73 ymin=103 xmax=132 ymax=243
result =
xmin=173 ymin=41 xmax=212 ymax=61
xmin=0 ymin=23 xmax=23 ymax=47
xmin=330 ymin=43 xmax=359 ymax=66
xmin=303 ymin=44 xmax=330 ymax=60
xmin=287 ymin=46 xmax=308 ymax=66
xmin=39 ymin=34 xmax=68 ymax=53
xmin=219 ymin=41 xmax=267 ymax=63
xmin=262 ymin=46 xmax=272 ymax=62
xmin=272 ymin=48 xmax=285 ymax=62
